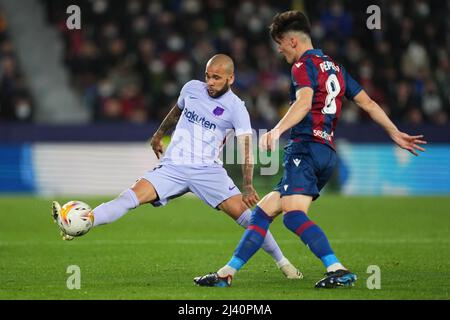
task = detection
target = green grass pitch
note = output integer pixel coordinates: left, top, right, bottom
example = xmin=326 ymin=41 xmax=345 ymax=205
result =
xmin=0 ymin=195 xmax=449 ymax=300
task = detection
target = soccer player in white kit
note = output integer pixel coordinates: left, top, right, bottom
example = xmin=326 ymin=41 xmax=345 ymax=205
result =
xmin=52 ymin=54 xmax=301 ymax=279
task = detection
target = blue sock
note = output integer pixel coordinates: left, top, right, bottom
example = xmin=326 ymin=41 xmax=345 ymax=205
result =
xmin=236 ymin=209 xmax=284 ymax=263
xmin=226 ymin=206 xmax=273 ymax=271
xmin=283 ymin=210 xmax=340 ymax=269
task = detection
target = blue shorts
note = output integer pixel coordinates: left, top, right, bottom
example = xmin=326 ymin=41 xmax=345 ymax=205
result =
xmin=274 ymin=142 xmax=337 ymax=200
xmin=142 ymin=161 xmax=241 ymax=209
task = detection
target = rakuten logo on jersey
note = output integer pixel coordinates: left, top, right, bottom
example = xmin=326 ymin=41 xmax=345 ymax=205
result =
xmin=313 ymin=129 xmax=334 ymax=142
xmin=183 ymin=108 xmax=217 ymax=131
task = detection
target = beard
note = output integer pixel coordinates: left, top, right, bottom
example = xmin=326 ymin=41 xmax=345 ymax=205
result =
xmin=208 ymin=80 xmax=230 ymax=98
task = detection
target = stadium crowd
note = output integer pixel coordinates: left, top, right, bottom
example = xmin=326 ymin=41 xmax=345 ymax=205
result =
xmin=2 ymin=1 xmax=449 ymax=126
xmin=0 ymin=8 xmax=34 ymax=122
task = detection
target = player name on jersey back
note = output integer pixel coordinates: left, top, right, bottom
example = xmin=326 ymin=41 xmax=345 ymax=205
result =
xmin=319 ymin=60 xmax=340 ymax=73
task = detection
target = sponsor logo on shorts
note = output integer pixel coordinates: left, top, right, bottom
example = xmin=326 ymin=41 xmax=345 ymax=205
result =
xmin=228 ymin=186 xmax=236 ymax=191
xmin=313 ymin=129 xmax=334 ymax=142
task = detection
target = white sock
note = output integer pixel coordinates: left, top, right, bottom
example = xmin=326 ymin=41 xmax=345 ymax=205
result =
xmin=236 ymin=209 xmax=284 ymax=264
xmin=93 ymin=189 xmax=139 ymax=227
xmin=326 ymin=262 xmax=346 ymax=273
xmin=275 ymin=256 xmax=291 ymax=268
xmin=217 ymin=265 xmax=237 ymax=278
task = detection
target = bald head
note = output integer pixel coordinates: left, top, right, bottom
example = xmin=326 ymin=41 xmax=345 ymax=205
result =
xmin=204 ymin=54 xmax=235 ymax=98
xmin=206 ymin=54 xmax=234 ymax=75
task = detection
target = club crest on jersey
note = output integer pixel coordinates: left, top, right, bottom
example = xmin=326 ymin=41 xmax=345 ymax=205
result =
xmin=213 ymin=106 xmax=225 ymax=116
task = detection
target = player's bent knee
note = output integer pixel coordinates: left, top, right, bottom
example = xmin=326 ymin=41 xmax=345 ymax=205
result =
xmin=281 ymin=203 xmax=309 ymax=214
xmin=131 ymin=178 xmax=158 ymax=205
xmin=281 ymin=194 xmax=313 ymax=214
xmin=219 ymin=195 xmax=247 ymax=220
xmin=257 ymin=192 xmax=282 ymax=218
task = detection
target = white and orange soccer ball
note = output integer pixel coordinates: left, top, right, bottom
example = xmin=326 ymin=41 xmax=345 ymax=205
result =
xmin=57 ymin=201 xmax=94 ymax=237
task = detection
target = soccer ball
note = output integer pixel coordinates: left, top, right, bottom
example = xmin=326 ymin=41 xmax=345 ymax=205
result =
xmin=57 ymin=201 xmax=94 ymax=237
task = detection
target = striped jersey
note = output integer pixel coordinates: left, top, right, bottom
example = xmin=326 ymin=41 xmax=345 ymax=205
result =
xmin=285 ymin=49 xmax=362 ymax=153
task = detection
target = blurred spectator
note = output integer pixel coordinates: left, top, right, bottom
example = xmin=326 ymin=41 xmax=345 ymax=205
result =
xmin=100 ymin=96 xmax=122 ymax=122
xmin=422 ymin=80 xmax=444 ymax=123
xmin=320 ymin=0 xmax=353 ymax=40
xmin=391 ymin=80 xmax=416 ymax=120
xmin=0 ymin=8 xmax=34 ymax=122
xmin=406 ymin=108 xmax=424 ymax=125
xmin=119 ymin=82 xmax=147 ymax=123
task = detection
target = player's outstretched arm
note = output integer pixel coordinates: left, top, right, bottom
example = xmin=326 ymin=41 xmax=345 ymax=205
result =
xmin=353 ymin=90 xmax=427 ymax=156
xmin=237 ymin=134 xmax=260 ymax=208
xmin=149 ymin=104 xmax=182 ymax=159
xmin=260 ymin=87 xmax=314 ymax=151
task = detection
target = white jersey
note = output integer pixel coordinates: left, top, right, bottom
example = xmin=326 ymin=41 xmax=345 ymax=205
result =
xmin=162 ymin=80 xmax=252 ymax=165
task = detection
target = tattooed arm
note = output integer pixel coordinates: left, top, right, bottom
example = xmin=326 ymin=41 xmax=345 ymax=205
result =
xmin=237 ymin=134 xmax=260 ymax=208
xmin=150 ymin=104 xmax=182 ymax=159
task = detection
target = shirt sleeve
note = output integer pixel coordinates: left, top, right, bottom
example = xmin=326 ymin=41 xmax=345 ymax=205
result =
xmin=342 ymin=66 xmax=363 ymax=100
xmin=291 ymin=60 xmax=315 ymax=90
xmin=177 ymin=81 xmax=192 ymax=109
xmin=232 ymin=101 xmax=253 ymax=137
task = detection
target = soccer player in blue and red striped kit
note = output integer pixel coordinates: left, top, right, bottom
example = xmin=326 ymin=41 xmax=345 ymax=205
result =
xmin=194 ymin=10 xmax=427 ymax=288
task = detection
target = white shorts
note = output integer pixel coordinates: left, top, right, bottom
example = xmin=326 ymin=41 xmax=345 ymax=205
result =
xmin=141 ymin=161 xmax=241 ymax=209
